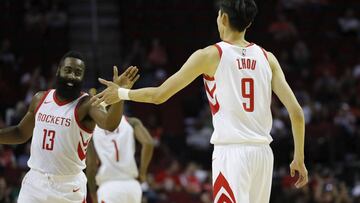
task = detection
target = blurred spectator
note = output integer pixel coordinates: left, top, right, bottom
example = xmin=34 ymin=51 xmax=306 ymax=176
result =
xmin=268 ymin=14 xmax=298 ymax=41
xmin=45 ymin=3 xmax=67 ymax=29
xmin=147 ymin=38 xmax=168 ymax=67
xmin=0 ymin=146 xmax=16 ymax=169
xmin=154 ymin=160 xmax=182 ymax=192
xmin=0 ymin=39 xmax=16 ymax=66
xmin=338 ymin=9 xmax=360 ymax=36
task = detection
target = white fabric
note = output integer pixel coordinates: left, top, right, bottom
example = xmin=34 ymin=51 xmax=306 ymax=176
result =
xmin=97 ymin=179 xmax=142 ymax=203
xmin=93 ymin=116 xmax=138 ymax=185
xmin=205 ymin=42 xmax=273 ymax=145
xmin=28 ymin=89 xmax=92 ymax=175
xmin=212 ymin=144 xmax=273 ymax=203
xmin=18 ymin=169 xmax=87 ymax=203
xmin=118 ymin=88 xmax=130 ymax=100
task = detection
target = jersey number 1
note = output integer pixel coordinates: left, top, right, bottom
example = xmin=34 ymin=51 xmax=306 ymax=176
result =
xmin=241 ymin=78 xmax=254 ymax=112
xmin=42 ymin=129 xmax=55 ymax=151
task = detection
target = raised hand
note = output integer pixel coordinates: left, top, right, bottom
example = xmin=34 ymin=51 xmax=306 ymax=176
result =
xmin=91 ymin=78 xmax=121 ymax=107
xmin=113 ymin=66 xmax=140 ymax=89
xmin=90 ymin=66 xmax=140 ymax=106
xmin=290 ymin=158 xmax=308 ymax=188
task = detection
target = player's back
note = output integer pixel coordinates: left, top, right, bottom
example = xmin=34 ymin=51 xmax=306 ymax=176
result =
xmin=204 ymin=41 xmax=273 ymax=145
xmin=93 ymin=116 xmax=138 ymax=185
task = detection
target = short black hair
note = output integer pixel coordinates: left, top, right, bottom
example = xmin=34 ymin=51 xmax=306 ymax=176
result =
xmin=219 ymin=0 xmax=258 ymax=32
xmin=59 ymin=51 xmax=85 ymax=67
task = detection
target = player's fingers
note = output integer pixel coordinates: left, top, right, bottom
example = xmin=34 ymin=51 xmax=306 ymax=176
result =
xmin=92 ymin=91 xmax=106 ymax=101
xmin=132 ymin=74 xmax=140 ymax=84
xmin=295 ymin=175 xmax=306 ymax=188
xmin=91 ymin=95 xmax=104 ymax=106
xmin=129 ymin=66 xmax=138 ymax=79
xmin=290 ymin=167 xmax=295 ymax=177
xmin=98 ymin=78 xmax=113 ymax=87
xmin=124 ymin=66 xmax=134 ymax=77
xmin=113 ymin=66 xmax=118 ymax=80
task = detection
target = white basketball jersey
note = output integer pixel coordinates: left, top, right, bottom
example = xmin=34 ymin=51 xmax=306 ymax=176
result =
xmin=205 ymin=41 xmax=273 ymax=145
xmin=28 ymin=89 xmax=93 ymax=175
xmin=93 ymin=116 xmax=138 ymax=186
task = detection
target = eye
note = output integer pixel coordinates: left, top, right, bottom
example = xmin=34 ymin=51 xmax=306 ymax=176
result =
xmin=75 ymin=70 xmax=82 ymax=77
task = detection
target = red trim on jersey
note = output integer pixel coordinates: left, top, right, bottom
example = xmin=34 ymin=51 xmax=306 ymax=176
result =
xmin=77 ymin=142 xmax=87 ymax=161
xmin=101 ymin=201 xmax=105 ymax=203
xmin=214 ymin=44 xmax=222 ymax=58
xmin=223 ymin=40 xmax=254 ymax=48
xmin=213 ymin=172 xmax=236 ymax=203
xmin=260 ymin=47 xmax=269 ymax=61
xmin=203 ymin=74 xmax=215 ymax=81
xmin=53 ymin=90 xmax=74 ymax=106
xmin=204 ymin=82 xmax=216 ymax=99
xmin=74 ymin=96 xmax=93 ymax=134
xmin=208 ymin=96 xmax=220 ymax=115
xmin=82 ymin=198 xmax=86 ymax=203
xmin=246 ymin=42 xmax=255 ymax=47
xmin=34 ymin=90 xmax=51 ymax=115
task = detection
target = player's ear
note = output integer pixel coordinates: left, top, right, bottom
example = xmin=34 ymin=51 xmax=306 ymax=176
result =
xmin=221 ymin=12 xmax=229 ymax=27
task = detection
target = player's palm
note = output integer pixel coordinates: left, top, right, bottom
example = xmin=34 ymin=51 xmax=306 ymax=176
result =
xmin=113 ymin=66 xmax=140 ymax=89
xmin=290 ymin=159 xmax=308 ymax=188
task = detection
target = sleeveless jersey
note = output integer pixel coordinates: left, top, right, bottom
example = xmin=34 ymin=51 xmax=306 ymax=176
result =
xmin=93 ymin=116 xmax=138 ymax=185
xmin=28 ymin=89 xmax=93 ymax=175
xmin=204 ymin=41 xmax=273 ymax=145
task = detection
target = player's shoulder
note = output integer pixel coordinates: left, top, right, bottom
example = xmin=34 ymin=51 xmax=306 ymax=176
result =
xmin=29 ymin=90 xmax=50 ymax=112
xmin=193 ymin=45 xmax=221 ymax=63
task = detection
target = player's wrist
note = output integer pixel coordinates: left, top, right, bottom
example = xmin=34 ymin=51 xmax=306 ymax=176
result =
xmin=118 ymin=88 xmax=130 ymax=100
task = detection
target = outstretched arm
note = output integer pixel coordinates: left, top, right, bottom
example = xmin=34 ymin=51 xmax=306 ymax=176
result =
xmin=92 ymin=46 xmax=219 ymax=105
xmin=0 ymin=92 xmax=44 ymax=144
xmin=269 ymin=51 xmax=308 ymax=188
xmin=127 ymin=117 xmax=154 ymax=182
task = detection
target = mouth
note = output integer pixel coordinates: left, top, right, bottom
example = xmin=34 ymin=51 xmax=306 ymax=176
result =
xmin=67 ymin=82 xmax=74 ymax=87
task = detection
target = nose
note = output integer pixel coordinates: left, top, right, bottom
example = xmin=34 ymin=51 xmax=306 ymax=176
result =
xmin=67 ymin=72 xmax=76 ymax=80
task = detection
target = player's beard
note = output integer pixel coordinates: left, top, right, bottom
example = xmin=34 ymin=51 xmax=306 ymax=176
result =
xmin=55 ymin=75 xmax=83 ymax=101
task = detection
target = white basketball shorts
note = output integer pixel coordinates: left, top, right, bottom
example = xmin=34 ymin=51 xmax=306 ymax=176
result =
xmin=97 ymin=179 xmax=142 ymax=203
xmin=17 ymin=169 xmax=87 ymax=203
xmin=212 ymin=143 xmax=274 ymax=203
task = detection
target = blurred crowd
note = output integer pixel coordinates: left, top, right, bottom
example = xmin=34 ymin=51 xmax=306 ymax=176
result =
xmin=1 ymin=0 xmax=360 ymax=203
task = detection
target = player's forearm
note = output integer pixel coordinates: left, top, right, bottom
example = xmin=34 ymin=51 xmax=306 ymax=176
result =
xmin=139 ymin=143 xmax=154 ymax=175
xmin=104 ymin=101 xmax=124 ymax=131
xmin=86 ymin=142 xmax=98 ymax=196
xmin=128 ymin=87 xmax=168 ymax=105
xmin=289 ymin=108 xmax=305 ymax=160
xmin=0 ymin=126 xmax=28 ymax=144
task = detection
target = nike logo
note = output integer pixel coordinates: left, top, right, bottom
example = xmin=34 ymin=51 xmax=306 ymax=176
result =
xmin=44 ymin=101 xmax=52 ymax=104
xmin=212 ymin=158 xmax=216 ymax=161
xmin=73 ymin=188 xmax=80 ymax=192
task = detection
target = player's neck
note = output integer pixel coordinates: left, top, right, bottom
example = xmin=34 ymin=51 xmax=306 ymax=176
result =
xmin=222 ymin=30 xmax=249 ymax=47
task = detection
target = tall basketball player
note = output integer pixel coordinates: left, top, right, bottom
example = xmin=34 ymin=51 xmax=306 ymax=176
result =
xmin=92 ymin=0 xmax=308 ymax=202
xmin=86 ymin=115 xmax=154 ymax=203
xmin=0 ymin=51 xmax=139 ymax=203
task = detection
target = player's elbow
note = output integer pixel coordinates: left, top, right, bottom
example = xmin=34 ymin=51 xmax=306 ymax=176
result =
xmin=152 ymin=93 xmax=168 ymax=105
xmin=290 ymin=106 xmax=305 ymax=123
xmin=17 ymin=126 xmax=32 ymax=144
xmin=102 ymin=120 xmax=120 ymax=132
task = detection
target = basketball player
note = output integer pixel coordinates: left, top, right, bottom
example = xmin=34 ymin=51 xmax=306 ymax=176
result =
xmin=92 ymin=0 xmax=308 ymax=202
xmin=0 ymin=51 xmax=139 ymax=203
xmin=86 ymin=114 xmax=154 ymax=203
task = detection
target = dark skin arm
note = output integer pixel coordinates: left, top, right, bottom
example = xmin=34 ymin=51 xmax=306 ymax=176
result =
xmin=127 ymin=117 xmax=154 ymax=182
xmin=0 ymin=91 xmax=45 ymax=144
xmin=86 ymin=140 xmax=99 ymax=203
